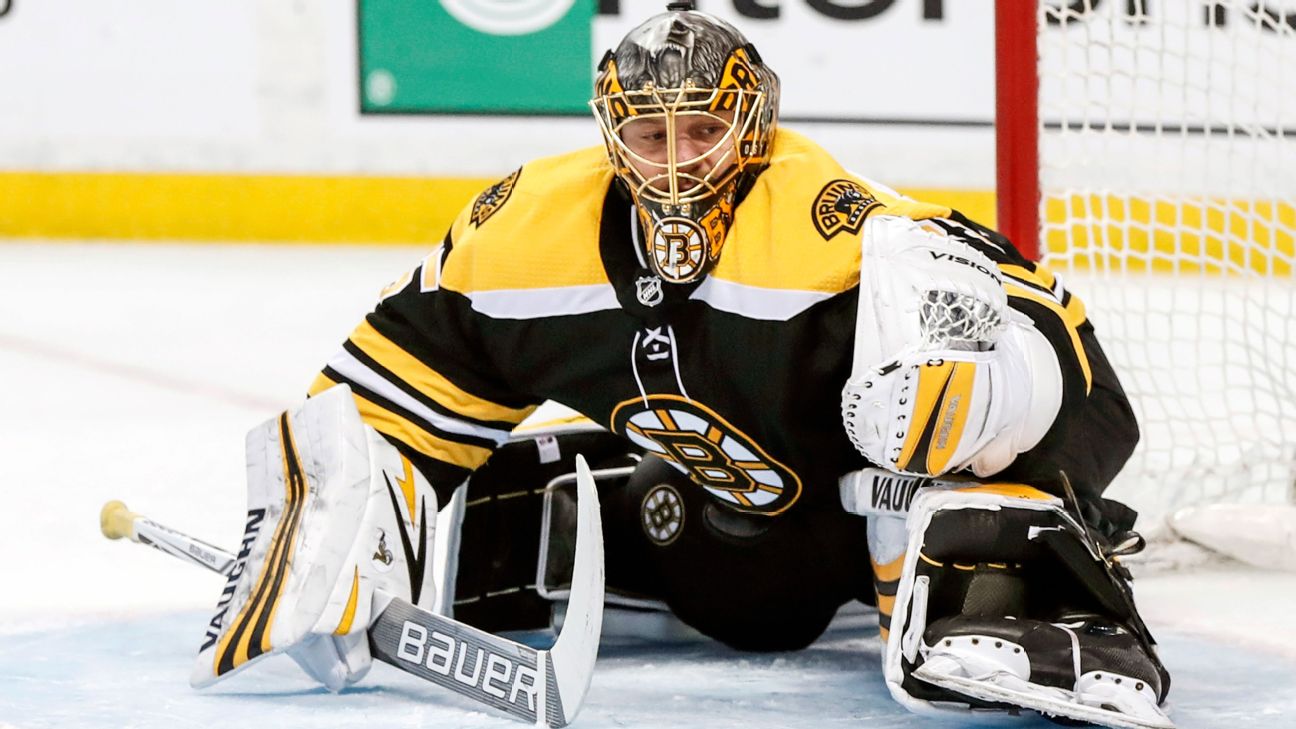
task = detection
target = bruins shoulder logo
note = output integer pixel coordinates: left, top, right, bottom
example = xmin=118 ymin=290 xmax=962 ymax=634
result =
xmin=812 ymin=179 xmax=881 ymax=240
xmin=611 ymin=395 xmax=802 ymax=515
xmin=470 ymin=168 xmax=521 ymax=227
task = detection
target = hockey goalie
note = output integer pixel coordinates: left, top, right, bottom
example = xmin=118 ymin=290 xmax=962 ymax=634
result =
xmin=185 ymin=3 xmax=1173 ymax=728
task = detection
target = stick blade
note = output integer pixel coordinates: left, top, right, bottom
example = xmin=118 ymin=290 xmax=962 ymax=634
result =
xmin=369 ymin=596 xmax=550 ymax=722
xmin=367 ymin=454 xmax=605 ymax=727
xmin=543 ymin=453 xmax=605 ymax=726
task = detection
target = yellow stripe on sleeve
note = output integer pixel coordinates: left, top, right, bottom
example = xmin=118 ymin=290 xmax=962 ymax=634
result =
xmin=1002 ymin=263 xmax=1091 ymax=342
xmin=308 ymin=372 xmax=336 ymax=397
xmin=350 ymin=391 xmax=494 ymax=471
xmin=1063 ymin=290 xmax=1088 ymax=324
xmin=1006 ymin=284 xmax=1093 ymax=393
xmin=1000 ymin=264 xmax=1054 ymax=294
xmin=1029 ymin=263 xmax=1057 ymax=290
xmin=883 ymin=199 xmax=954 ymax=222
xmin=348 ymin=320 xmax=535 ymax=425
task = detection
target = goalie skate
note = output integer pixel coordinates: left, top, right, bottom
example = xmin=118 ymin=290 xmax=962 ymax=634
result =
xmin=912 ymin=614 xmax=1174 ymax=729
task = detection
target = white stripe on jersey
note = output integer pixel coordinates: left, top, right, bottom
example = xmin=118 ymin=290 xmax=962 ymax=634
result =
xmin=690 ymin=276 xmax=835 ymax=321
xmin=467 ymin=284 xmax=620 ymax=320
xmin=1050 ymin=271 xmax=1068 ymax=302
xmin=327 ymin=350 xmax=513 ymax=445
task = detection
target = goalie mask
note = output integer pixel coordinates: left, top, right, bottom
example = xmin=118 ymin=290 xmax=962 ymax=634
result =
xmin=591 ymin=6 xmax=780 ymax=284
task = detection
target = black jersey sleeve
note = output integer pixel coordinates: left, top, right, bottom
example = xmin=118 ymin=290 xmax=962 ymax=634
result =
xmin=925 ymin=212 xmax=1140 ymax=532
xmin=309 ymin=235 xmax=543 ymax=506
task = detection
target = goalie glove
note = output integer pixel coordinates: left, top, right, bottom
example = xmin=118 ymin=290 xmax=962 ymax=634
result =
xmin=842 ymin=215 xmax=1062 ymax=477
xmin=191 ymin=384 xmax=438 ymax=691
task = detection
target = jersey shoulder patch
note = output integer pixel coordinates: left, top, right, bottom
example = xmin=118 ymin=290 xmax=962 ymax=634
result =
xmin=442 ymin=147 xmax=615 ymax=295
xmin=468 ymin=168 xmax=521 ymax=227
xmin=811 ymin=178 xmax=884 ymax=241
xmin=711 ymin=130 xmax=881 ymax=294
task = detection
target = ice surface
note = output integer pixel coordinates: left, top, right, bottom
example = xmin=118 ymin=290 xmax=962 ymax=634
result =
xmin=2 ymin=609 xmax=1295 ymax=729
xmin=2 ymin=242 xmax=1295 ymax=728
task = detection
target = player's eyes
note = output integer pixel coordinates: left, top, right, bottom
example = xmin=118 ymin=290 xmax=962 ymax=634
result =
xmin=625 ymin=128 xmax=667 ymax=146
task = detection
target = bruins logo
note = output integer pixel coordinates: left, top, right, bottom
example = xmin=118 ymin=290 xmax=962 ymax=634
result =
xmin=470 ymin=168 xmax=521 ymax=227
xmin=812 ymin=179 xmax=881 ymax=240
xmin=641 ymin=484 xmax=684 ymax=545
xmin=611 ymin=395 xmax=802 ymax=515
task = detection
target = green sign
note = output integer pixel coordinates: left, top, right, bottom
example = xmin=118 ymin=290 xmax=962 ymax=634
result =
xmin=359 ymin=0 xmax=596 ymax=115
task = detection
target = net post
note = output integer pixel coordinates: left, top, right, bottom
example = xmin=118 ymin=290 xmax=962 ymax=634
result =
xmin=995 ymin=0 xmax=1041 ymax=261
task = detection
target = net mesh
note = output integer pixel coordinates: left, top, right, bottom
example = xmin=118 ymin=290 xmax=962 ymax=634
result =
xmin=1037 ymin=1 xmax=1296 ymax=531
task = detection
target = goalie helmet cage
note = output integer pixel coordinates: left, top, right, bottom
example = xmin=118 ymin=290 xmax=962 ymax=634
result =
xmin=995 ymin=1 xmax=1296 ymax=564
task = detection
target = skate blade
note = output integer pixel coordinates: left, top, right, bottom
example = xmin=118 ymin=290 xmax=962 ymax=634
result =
xmin=913 ymin=661 xmax=1176 ymax=729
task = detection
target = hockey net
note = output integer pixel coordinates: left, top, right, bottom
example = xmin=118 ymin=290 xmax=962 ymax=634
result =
xmin=998 ymin=1 xmax=1296 ymax=570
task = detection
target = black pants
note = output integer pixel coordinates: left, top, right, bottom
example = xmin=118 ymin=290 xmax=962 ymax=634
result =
xmin=612 ymin=456 xmax=874 ymax=652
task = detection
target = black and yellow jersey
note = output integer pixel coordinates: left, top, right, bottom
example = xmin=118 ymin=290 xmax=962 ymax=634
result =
xmin=310 ymin=129 xmax=1137 ymax=523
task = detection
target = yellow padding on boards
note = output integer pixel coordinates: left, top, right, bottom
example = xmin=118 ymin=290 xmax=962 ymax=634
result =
xmin=0 ymin=172 xmax=495 ymax=244
xmin=0 ymin=172 xmax=996 ymax=246
xmin=8 ymin=175 xmax=1290 ymax=275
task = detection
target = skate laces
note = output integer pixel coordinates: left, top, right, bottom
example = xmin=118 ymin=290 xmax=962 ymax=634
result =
xmin=1057 ymin=471 xmax=1144 ymax=563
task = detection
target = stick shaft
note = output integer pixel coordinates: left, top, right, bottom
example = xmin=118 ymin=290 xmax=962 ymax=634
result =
xmin=133 ymin=515 xmax=237 ymax=575
xmin=101 ymin=500 xmax=235 ymax=576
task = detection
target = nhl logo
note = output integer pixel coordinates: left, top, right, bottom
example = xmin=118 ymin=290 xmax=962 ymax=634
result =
xmin=635 ymin=275 xmax=664 ymax=307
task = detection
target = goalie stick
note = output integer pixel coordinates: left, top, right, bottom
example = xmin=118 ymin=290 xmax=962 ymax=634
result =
xmin=100 ymin=455 xmax=606 ymax=728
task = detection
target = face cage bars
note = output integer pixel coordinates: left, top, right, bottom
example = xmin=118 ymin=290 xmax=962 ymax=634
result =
xmin=591 ymin=85 xmax=768 ymax=213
